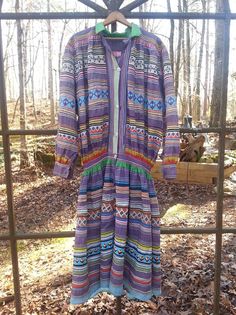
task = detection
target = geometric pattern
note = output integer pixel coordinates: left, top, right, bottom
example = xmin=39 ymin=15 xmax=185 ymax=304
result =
xmin=163 ymin=64 xmax=172 ymax=75
xmin=60 ymin=96 xmax=76 ymax=109
xmin=125 ymin=243 xmax=153 ymax=264
xmin=116 ymin=207 xmax=128 ymax=218
xmin=166 ymin=96 xmax=176 ymax=106
xmin=87 ymin=53 xmax=106 ymax=64
xmin=129 ymin=210 xmax=151 ymax=224
xmin=128 ymin=91 xmax=163 ymax=110
xmin=126 ymin=124 xmax=162 ymax=145
xmin=101 ymin=202 xmax=114 ymax=212
xmin=77 ymin=89 xmax=109 ymax=107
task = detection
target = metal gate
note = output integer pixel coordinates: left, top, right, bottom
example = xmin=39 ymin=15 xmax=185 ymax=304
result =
xmin=0 ymin=1 xmax=236 ymax=314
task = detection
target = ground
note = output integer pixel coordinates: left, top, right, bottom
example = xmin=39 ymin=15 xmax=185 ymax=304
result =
xmin=0 ymin=165 xmax=236 ymax=315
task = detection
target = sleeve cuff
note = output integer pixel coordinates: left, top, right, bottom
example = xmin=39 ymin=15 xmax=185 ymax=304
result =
xmin=162 ymin=163 xmax=177 ymax=180
xmin=52 ymin=162 xmax=73 ymax=179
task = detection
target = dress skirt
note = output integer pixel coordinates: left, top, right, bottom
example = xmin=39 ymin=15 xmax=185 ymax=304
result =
xmin=70 ymin=156 xmax=161 ymax=304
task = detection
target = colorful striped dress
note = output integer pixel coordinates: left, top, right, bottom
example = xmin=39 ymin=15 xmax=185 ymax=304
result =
xmin=53 ymin=22 xmax=180 ymax=304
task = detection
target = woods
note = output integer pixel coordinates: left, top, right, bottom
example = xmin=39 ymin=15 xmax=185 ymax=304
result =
xmin=0 ymin=1 xmax=236 ymax=314
xmin=1 ymin=0 xmax=235 ymax=147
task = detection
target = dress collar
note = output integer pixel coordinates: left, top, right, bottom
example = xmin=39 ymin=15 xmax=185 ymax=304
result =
xmin=95 ymin=21 xmax=141 ymax=38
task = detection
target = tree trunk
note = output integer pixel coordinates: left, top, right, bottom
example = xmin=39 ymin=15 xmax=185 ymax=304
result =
xmin=210 ymin=0 xmax=230 ymax=126
xmin=23 ymin=20 xmax=30 ymax=103
xmin=193 ymin=0 xmax=206 ymax=122
xmin=58 ymin=19 xmax=68 ymax=74
xmin=166 ymin=0 xmax=174 ymax=72
xmin=40 ymin=20 xmax=46 ymax=108
xmin=183 ymin=0 xmax=191 ymax=116
xmin=29 ymin=22 xmax=37 ymax=120
xmin=15 ymin=0 xmax=29 ymax=169
xmin=181 ymin=1 xmax=187 ymax=120
xmin=174 ymin=0 xmax=182 ymax=98
xmin=203 ymin=0 xmax=210 ymax=119
xmin=47 ymin=0 xmax=55 ymax=125
xmin=208 ymin=51 xmax=213 ymax=115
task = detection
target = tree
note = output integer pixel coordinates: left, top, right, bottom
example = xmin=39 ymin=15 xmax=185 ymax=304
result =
xmin=174 ymin=0 xmax=182 ymax=99
xmin=47 ymin=0 xmax=55 ymax=125
xmin=203 ymin=0 xmax=210 ymax=119
xmin=167 ymin=0 xmax=174 ymax=72
xmin=210 ymin=0 xmax=230 ymax=126
xmin=183 ymin=0 xmax=192 ymax=117
xmin=193 ymin=0 xmax=206 ymax=122
xmin=15 ymin=0 xmax=30 ymax=169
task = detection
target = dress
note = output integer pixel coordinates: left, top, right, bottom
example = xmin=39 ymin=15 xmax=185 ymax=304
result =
xmin=53 ymin=22 xmax=180 ymax=304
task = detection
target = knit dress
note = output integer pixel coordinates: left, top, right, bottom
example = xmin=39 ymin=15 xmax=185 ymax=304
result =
xmin=53 ymin=22 xmax=180 ymax=305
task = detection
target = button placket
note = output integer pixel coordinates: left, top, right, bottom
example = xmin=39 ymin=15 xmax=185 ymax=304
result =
xmin=112 ymin=57 xmax=121 ymax=160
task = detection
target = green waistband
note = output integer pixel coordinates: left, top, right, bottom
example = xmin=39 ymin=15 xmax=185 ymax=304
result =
xmin=82 ymin=157 xmax=152 ymax=179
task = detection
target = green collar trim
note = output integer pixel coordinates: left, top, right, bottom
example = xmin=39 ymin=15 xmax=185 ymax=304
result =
xmin=95 ymin=21 xmax=141 ymax=38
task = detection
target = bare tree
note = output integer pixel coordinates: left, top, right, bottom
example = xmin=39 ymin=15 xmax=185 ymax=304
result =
xmin=203 ymin=0 xmax=210 ymax=119
xmin=193 ymin=0 xmax=206 ymax=122
xmin=183 ymin=0 xmax=192 ymax=116
xmin=166 ymin=0 xmax=174 ymax=72
xmin=23 ymin=20 xmax=30 ymax=103
xmin=15 ymin=0 xmax=29 ymax=168
xmin=210 ymin=0 xmax=230 ymax=126
xmin=181 ymin=1 xmax=187 ymax=120
xmin=47 ymin=0 xmax=55 ymax=125
xmin=174 ymin=0 xmax=182 ymax=99
xmin=58 ymin=19 xmax=69 ymax=74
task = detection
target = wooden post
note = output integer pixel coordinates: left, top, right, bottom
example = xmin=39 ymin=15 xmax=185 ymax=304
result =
xmin=116 ymin=296 xmax=122 ymax=315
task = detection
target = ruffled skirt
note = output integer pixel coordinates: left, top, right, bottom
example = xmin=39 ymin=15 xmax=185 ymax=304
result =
xmin=70 ymin=156 xmax=161 ymax=304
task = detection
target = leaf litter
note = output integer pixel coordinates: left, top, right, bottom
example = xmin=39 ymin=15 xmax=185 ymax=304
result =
xmin=0 ymin=166 xmax=235 ymax=314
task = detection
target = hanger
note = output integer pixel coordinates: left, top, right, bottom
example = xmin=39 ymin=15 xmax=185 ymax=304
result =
xmin=101 ymin=11 xmax=132 ymax=39
xmin=103 ymin=10 xmax=131 ymax=28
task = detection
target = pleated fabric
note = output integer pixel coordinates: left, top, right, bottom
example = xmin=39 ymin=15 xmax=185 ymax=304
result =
xmin=71 ymin=157 xmax=161 ymax=304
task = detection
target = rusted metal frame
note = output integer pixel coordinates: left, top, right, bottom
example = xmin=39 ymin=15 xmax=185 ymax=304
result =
xmin=213 ymin=13 xmax=231 ymax=315
xmin=1 ymin=227 xmax=236 ymax=241
xmin=0 ymin=12 xmax=22 ymax=315
xmin=1 ymin=127 xmax=236 ymax=136
xmin=1 ymin=12 xmax=236 ymax=20
xmin=77 ymin=0 xmax=107 ymax=14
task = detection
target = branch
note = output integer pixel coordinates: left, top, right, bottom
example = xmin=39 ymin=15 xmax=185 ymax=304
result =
xmin=121 ymin=0 xmax=149 ymax=13
xmin=78 ymin=0 xmax=107 ymax=14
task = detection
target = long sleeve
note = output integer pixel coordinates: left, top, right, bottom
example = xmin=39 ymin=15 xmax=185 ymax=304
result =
xmin=53 ymin=38 xmax=79 ymax=179
xmin=160 ymin=44 xmax=180 ymax=180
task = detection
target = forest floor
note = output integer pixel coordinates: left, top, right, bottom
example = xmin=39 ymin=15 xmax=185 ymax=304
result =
xmin=0 ymin=165 xmax=236 ymax=315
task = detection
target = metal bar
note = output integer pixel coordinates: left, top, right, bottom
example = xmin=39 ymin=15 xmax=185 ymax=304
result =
xmin=77 ymin=0 xmax=107 ymax=14
xmin=120 ymin=0 xmax=149 ymax=13
xmin=0 ymin=12 xmax=236 ymax=20
xmin=1 ymin=127 xmax=236 ymax=136
xmin=0 ymin=129 xmax=57 ymax=135
xmin=0 ymin=13 xmax=22 ymax=315
xmin=116 ymin=297 xmax=122 ymax=315
xmin=103 ymin=0 xmax=124 ymax=11
xmin=213 ymin=11 xmax=231 ymax=315
xmin=1 ymin=227 xmax=236 ymax=241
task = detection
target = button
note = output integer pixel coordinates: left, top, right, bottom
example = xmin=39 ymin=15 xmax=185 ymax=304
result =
xmin=114 ymin=154 xmax=117 ymax=158
xmin=114 ymin=132 xmax=118 ymax=136
xmin=117 ymin=67 xmax=121 ymax=71
xmin=115 ymin=103 xmax=119 ymax=108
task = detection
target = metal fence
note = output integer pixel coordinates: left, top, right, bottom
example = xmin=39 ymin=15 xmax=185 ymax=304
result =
xmin=0 ymin=0 xmax=236 ymax=314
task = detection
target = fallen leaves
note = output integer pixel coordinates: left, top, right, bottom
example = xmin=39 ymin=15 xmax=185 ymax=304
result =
xmin=0 ymin=168 xmax=235 ymax=314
